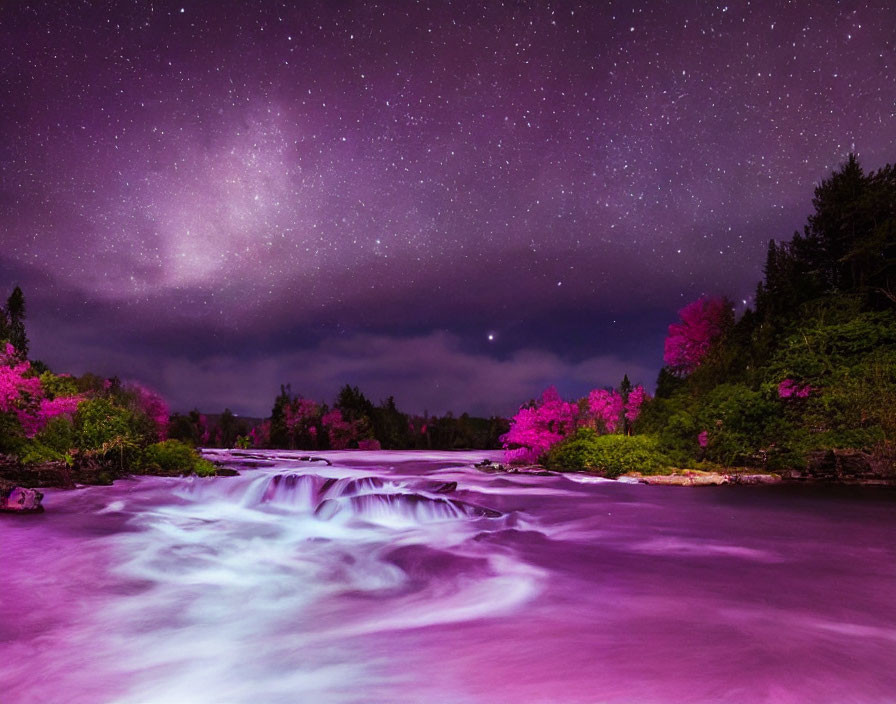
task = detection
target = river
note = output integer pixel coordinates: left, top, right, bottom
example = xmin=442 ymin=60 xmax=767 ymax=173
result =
xmin=1 ymin=450 xmax=895 ymax=703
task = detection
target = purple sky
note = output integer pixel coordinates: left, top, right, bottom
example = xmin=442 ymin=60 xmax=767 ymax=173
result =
xmin=2 ymin=1 xmax=894 ymax=417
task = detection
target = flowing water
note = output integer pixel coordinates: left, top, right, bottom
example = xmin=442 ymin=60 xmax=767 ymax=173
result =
xmin=1 ymin=450 xmax=895 ymax=704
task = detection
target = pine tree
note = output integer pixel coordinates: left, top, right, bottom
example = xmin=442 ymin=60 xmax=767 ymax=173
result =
xmin=807 ymin=153 xmax=867 ymax=292
xmin=0 ymin=305 xmax=8 ymax=343
xmin=269 ymin=384 xmax=292 ymax=447
xmin=5 ymin=286 xmax=27 ymax=358
xmin=618 ymin=374 xmax=633 ymax=434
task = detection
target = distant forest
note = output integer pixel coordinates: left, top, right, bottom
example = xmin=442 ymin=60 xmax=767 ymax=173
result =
xmin=168 ymin=385 xmax=509 ymax=452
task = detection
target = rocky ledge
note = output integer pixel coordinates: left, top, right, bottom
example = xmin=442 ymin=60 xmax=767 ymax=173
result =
xmin=624 ymin=470 xmax=782 ymax=486
xmin=477 ymin=459 xmax=782 ymax=485
xmin=781 ymin=449 xmax=896 ymax=486
xmin=0 ymin=479 xmax=44 ymax=513
xmin=474 ymin=459 xmax=558 ymax=476
xmin=0 ymin=453 xmax=117 ymax=488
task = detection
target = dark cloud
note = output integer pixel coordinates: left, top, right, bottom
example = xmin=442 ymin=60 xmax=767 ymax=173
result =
xmin=29 ymin=327 xmax=657 ymax=417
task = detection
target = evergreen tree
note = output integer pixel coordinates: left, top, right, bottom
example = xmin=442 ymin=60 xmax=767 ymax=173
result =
xmin=6 ymin=286 xmax=27 ymax=358
xmin=850 ymin=163 xmax=896 ymax=307
xmin=0 ymin=286 xmax=27 ymax=357
xmin=371 ymin=396 xmax=409 ymax=448
xmin=618 ymin=374 xmax=633 ymax=434
xmin=219 ymin=408 xmax=239 ymax=448
xmin=654 ymin=367 xmax=684 ymax=399
xmin=0 ymin=305 xmax=8 ymax=343
xmin=269 ymin=384 xmax=292 ymax=447
xmin=335 ymin=384 xmax=375 ymax=421
xmin=806 ymin=153 xmax=867 ymax=292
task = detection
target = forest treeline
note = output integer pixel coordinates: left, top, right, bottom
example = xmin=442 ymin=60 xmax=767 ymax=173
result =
xmin=168 ymin=385 xmax=509 ymax=451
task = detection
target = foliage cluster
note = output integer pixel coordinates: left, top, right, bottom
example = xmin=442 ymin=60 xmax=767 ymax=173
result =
xmin=642 ymin=154 xmax=896 ymax=471
xmin=544 ymin=429 xmax=670 ymax=477
xmin=138 ymin=439 xmax=217 ymax=477
xmin=500 ymin=376 xmax=650 ymax=464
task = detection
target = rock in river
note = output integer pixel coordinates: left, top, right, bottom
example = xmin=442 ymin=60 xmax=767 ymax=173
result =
xmin=0 ymin=479 xmax=44 ymax=513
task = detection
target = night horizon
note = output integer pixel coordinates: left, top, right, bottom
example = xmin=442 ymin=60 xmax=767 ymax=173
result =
xmin=3 ymin=0 xmax=895 ymax=418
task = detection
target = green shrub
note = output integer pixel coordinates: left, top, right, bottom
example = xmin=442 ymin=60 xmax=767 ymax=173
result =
xmin=765 ymin=311 xmax=896 ymax=386
xmin=656 ymin=409 xmax=700 ymax=467
xmin=18 ymin=417 xmax=78 ymax=465
xmin=38 ymin=371 xmax=79 ymax=399
xmin=545 ymin=429 xmax=671 ymax=477
xmin=20 ymin=441 xmax=65 ymax=464
xmin=35 ymin=416 xmax=76 ymax=454
xmin=138 ymin=440 xmax=216 ymax=477
xmin=73 ymin=398 xmax=143 ymax=451
xmin=235 ymin=435 xmax=251 ymax=449
xmin=0 ymin=411 xmax=26 ymax=455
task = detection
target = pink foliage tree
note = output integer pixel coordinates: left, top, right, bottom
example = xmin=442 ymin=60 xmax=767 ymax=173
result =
xmin=624 ymin=385 xmax=649 ymax=425
xmin=586 ymin=384 xmax=650 ymax=434
xmin=663 ymin=297 xmax=730 ymax=375
xmin=2 ymin=344 xmax=83 ymax=438
xmin=501 ymin=386 xmax=579 ymax=464
xmin=284 ymin=397 xmax=322 ymax=448
xmin=322 ymin=409 xmax=360 ymax=450
xmin=18 ymin=395 xmax=83 ymax=438
xmin=249 ymin=420 xmax=271 ymax=448
xmin=0 ymin=343 xmax=42 ymax=415
xmin=503 ymin=382 xmax=652 ymax=464
xmin=587 ymin=389 xmax=625 ymax=433
xmin=123 ymin=382 xmax=170 ymax=441
xmin=778 ymin=379 xmax=812 ymax=398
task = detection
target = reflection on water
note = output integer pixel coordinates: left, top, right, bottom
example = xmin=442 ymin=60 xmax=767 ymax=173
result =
xmin=1 ymin=450 xmax=895 ymax=703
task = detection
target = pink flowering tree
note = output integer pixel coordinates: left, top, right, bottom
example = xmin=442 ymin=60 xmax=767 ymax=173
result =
xmin=249 ymin=420 xmax=271 ymax=448
xmin=585 ymin=384 xmax=650 ymax=435
xmin=501 ymin=386 xmax=579 ymax=464
xmin=624 ymin=385 xmax=649 ymax=425
xmin=587 ymin=388 xmax=624 ymax=433
xmin=322 ymin=409 xmax=361 ymax=450
xmin=1 ymin=344 xmax=84 ymax=438
xmin=18 ymin=395 xmax=83 ymax=438
xmin=663 ymin=297 xmax=730 ymax=375
xmin=122 ymin=382 xmax=170 ymax=441
xmin=0 ymin=343 xmax=42 ymax=416
xmin=778 ymin=379 xmax=812 ymax=398
xmin=284 ymin=397 xmax=322 ymax=448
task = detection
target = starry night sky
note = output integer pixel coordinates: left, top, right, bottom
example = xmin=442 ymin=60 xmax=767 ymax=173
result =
xmin=2 ymin=1 xmax=894 ymax=417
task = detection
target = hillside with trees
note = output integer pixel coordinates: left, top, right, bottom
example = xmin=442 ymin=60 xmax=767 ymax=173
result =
xmin=0 ymin=287 xmax=215 ymax=491
xmin=641 ymin=154 xmax=894 ymax=475
xmin=501 ymin=155 xmax=895 ymax=482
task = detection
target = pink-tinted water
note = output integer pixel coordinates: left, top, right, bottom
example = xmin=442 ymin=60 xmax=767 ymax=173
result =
xmin=1 ymin=450 xmax=895 ymax=704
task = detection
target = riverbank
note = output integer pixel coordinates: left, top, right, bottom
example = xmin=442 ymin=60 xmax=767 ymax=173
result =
xmin=476 ymin=452 xmax=896 ymax=487
xmin=0 ymin=452 xmax=238 ymax=513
